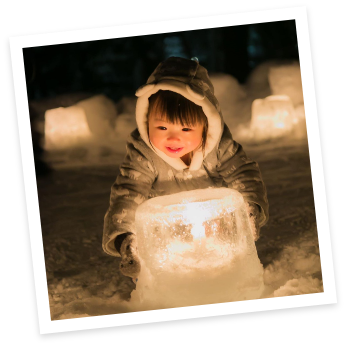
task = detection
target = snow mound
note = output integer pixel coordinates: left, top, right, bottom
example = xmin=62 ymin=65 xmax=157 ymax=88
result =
xmin=245 ymin=60 xmax=300 ymax=93
xmin=269 ymin=62 xmax=304 ymax=107
xmin=245 ymin=60 xmax=288 ymax=99
xmin=273 ymin=277 xmax=323 ymax=297
xmin=114 ymin=113 xmax=137 ymax=141
xmin=210 ymin=73 xmax=251 ymax=130
xmin=262 ymin=228 xmax=323 ymax=298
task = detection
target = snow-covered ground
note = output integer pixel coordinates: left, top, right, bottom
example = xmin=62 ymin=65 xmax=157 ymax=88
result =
xmin=35 ymin=62 xmax=322 ymax=320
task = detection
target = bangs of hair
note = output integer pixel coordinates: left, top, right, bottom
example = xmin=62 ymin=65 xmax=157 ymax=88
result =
xmin=148 ymin=90 xmax=207 ymax=127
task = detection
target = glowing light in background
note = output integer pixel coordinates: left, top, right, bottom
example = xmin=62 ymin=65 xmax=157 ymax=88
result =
xmin=44 ymin=95 xmax=117 ymax=150
xmin=44 ymin=106 xmax=92 ymax=150
xmin=250 ymin=95 xmax=295 ymax=139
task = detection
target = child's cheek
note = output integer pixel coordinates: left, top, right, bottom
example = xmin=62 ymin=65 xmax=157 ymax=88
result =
xmin=149 ymin=130 xmax=161 ymax=148
xmin=148 ymin=128 xmax=156 ymax=143
xmin=190 ymin=137 xmax=200 ymax=147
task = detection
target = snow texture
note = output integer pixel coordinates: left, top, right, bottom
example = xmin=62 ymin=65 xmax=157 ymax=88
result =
xmin=34 ymin=62 xmax=322 ymax=319
xmin=268 ymin=62 xmax=304 ymax=107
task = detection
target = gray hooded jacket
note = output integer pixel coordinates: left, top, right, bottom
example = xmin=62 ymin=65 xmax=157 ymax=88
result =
xmin=103 ymin=57 xmax=269 ymax=257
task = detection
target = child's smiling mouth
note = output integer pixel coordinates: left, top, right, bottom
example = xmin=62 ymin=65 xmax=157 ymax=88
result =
xmin=166 ymin=146 xmax=183 ymax=153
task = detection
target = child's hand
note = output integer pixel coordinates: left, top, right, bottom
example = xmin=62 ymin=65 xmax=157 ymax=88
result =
xmin=246 ymin=202 xmax=261 ymax=241
xmin=119 ymin=234 xmax=141 ymax=279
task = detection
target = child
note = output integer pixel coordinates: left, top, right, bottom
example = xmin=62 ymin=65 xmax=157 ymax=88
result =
xmin=102 ymin=57 xmax=269 ymax=279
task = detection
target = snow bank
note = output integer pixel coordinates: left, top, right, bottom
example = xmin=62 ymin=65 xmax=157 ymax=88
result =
xmin=268 ymin=62 xmax=304 ymax=107
xmin=245 ymin=60 xmax=285 ymax=99
xmin=114 ymin=113 xmax=137 ymax=141
xmin=273 ymin=277 xmax=323 ymax=297
xmin=47 ymin=226 xmax=322 ymax=320
xmin=210 ymin=73 xmax=252 ymax=129
xmin=263 ymin=228 xmax=323 ymax=298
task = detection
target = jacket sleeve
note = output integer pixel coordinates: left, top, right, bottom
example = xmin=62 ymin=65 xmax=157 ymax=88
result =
xmin=216 ymin=125 xmax=269 ymax=227
xmin=102 ymin=141 xmax=157 ymax=257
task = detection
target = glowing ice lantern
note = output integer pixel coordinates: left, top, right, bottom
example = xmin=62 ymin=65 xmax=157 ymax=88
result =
xmin=250 ymin=95 xmax=295 ymax=139
xmin=44 ymin=95 xmax=117 ymax=150
xmin=134 ymin=188 xmax=264 ymax=308
xmin=44 ymin=106 xmax=92 ymax=150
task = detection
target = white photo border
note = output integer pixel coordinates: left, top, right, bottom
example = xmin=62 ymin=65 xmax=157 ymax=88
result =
xmin=10 ymin=6 xmax=336 ymax=334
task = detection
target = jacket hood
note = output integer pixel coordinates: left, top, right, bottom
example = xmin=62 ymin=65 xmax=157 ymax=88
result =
xmin=135 ymin=56 xmax=224 ymax=171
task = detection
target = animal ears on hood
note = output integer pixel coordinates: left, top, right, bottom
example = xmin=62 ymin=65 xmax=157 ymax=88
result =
xmin=186 ymin=84 xmax=205 ymax=100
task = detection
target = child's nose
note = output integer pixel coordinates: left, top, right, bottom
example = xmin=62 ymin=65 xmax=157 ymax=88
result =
xmin=167 ymin=130 xmax=181 ymax=141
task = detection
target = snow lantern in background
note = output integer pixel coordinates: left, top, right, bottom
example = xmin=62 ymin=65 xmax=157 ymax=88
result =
xmin=44 ymin=105 xmax=92 ymax=150
xmin=44 ymin=95 xmax=117 ymax=150
xmin=133 ymin=188 xmax=264 ymax=308
xmin=268 ymin=62 xmax=304 ymax=107
xmin=250 ymin=95 xmax=296 ymax=139
xmin=268 ymin=63 xmax=307 ymax=138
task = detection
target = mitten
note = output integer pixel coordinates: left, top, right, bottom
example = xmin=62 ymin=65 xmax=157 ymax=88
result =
xmin=246 ymin=202 xmax=261 ymax=241
xmin=118 ymin=234 xmax=141 ymax=279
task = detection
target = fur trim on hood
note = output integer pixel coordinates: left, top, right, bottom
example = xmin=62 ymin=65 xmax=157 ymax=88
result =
xmin=135 ymin=57 xmax=224 ymax=171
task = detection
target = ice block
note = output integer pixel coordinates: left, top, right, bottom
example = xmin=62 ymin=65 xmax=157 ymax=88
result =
xmin=133 ymin=188 xmax=264 ymax=308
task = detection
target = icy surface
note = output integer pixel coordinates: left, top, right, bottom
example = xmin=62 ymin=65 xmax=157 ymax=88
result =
xmin=134 ymin=188 xmax=264 ymax=307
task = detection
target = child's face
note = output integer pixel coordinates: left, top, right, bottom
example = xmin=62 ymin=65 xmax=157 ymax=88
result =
xmin=148 ymin=116 xmax=204 ymax=159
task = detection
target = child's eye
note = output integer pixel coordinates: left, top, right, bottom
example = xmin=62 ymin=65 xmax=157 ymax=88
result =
xmin=158 ymin=126 xmax=167 ymax=130
xmin=182 ymin=128 xmax=192 ymax=132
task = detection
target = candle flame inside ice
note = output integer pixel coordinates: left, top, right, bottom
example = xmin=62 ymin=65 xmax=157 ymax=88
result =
xmin=181 ymin=201 xmax=214 ymax=240
xmin=190 ymin=223 xmax=205 ymax=240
